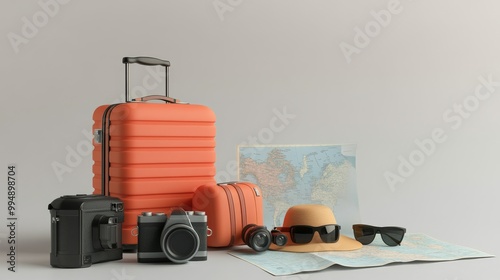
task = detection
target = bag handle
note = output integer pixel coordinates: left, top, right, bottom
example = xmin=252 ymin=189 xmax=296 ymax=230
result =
xmin=132 ymin=95 xmax=178 ymax=103
xmin=122 ymin=57 xmax=170 ymax=102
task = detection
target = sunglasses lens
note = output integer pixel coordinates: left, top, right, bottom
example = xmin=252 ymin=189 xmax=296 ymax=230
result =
xmin=318 ymin=225 xmax=339 ymax=243
xmin=380 ymin=228 xmax=405 ymax=246
xmin=290 ymin=226 xmax=314 ymax=244
xmin=353 ymin=225 xmax=376 ymax=245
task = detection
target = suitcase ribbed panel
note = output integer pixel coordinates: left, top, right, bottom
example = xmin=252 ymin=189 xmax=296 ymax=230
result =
xmin=92 ymin=103 xmax=216 ymax=246
xmin=92 ymin=162 xmax=215 ymax=178
xmin=108 ymin=137 xmax=215 ymax=148
xmin=92 ymin=177 xmax=215 ymax=195
xmin=118 ymin=193 xmax=194 ymax=211
xmin=109 ymin=150 xmax=215 ymax=164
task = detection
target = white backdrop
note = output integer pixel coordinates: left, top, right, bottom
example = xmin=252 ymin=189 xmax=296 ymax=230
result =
xmin=1 ymin=0 xmax=499 ymax=279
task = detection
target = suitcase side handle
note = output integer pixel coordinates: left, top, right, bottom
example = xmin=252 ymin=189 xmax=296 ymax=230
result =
xmin=123 ymin=56 xmax=170 ymax=102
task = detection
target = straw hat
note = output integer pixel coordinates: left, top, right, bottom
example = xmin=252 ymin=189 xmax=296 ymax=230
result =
xmin=269 ymin=204 xmax=362 ymax=252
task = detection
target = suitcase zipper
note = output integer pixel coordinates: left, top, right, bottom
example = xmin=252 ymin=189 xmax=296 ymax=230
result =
xmin=101 ymin=104 xmax=121 ymax=196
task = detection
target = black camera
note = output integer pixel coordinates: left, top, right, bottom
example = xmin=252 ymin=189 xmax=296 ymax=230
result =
xmin=48 ymin=195 xmax=124 ymax=268
xmin=242 ymin=224 xmax=287 ymax=252
xmin=137 ymin=208 xmax=207 ymax=263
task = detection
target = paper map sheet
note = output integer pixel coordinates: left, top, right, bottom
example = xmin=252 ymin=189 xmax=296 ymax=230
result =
xmin=238 ymin=144 xmax=359 ymax=230
xmin=229 ymin=233 xmax=493 ymax=276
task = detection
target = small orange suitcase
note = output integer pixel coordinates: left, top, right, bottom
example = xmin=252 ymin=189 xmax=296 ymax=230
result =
xmin=92 ymin=57 xmax=216 ymax=250
xmin=192 ymin=182 xmax=263 ymax=247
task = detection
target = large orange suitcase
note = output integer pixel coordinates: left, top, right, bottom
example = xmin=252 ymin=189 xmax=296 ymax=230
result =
xmin=192 ymin=182 xmax=263 ymax=247
xmin=92 ymin=57 xmax=216 ymax=249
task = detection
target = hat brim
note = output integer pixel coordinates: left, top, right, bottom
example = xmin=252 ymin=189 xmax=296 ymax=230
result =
xmin=269 ymin=234 xmax=362 ymax=252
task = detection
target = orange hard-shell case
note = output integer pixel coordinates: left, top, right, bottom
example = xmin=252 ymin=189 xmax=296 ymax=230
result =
xmin=192 ymin=182 xmax=263 ymax=247
xmin=92 ymin=57 xmax=216 ymax=248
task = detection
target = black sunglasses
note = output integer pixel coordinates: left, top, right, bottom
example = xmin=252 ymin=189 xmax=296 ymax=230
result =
xmin=274 ymin=224 xmax=341 ymax=244
xmin=352 ymin=224 xmax=406 ymax=246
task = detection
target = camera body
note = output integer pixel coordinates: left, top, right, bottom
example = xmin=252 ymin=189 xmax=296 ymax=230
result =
xmin=48 ymin=195 xmax=124 ymax=268
xmin=137 ymin=208 xmax=207 ymax=263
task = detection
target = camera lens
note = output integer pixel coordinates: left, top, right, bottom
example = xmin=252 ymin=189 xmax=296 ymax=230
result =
xmin=242 ymin=224 xmax=271 ymax=252
xmin=161 ymin=225 xmax=199 ymax=263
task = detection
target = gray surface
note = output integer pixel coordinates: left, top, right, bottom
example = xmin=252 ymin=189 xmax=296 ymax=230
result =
xmin=1 ymin=0 xmax=499 ymax=279
xmin=8 ymin=244 xmax=500 ymax=280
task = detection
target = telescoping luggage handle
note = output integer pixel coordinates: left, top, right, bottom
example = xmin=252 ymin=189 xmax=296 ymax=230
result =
xmin=122 ymin=57 xmax=178 ymax=103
